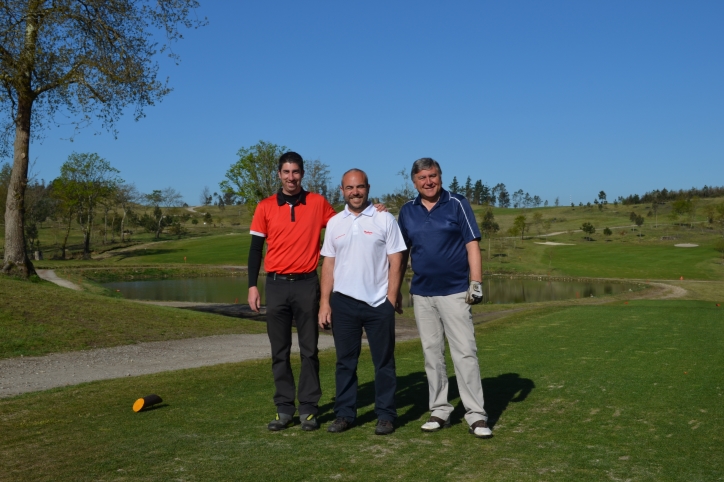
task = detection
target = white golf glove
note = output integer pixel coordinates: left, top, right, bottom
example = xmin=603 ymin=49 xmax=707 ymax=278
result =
xmin=465 ymin=281 xmax=483 ymax=305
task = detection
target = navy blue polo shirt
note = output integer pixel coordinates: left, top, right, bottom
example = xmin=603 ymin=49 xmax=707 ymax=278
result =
xmin=398 ymin=189 xmax=481 ymax=296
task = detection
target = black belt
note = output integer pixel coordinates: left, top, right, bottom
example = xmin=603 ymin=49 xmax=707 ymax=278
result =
xmin=267 ymin=271 xmax=317 ymax=281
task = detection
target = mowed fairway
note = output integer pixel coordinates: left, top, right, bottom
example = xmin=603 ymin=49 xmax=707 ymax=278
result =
xmin=540 ymin=241 xmax=723 ymax=280
xmin=111 ymin=233 xmax=252 ymax=266
xmin=2 ymin=300 xmax=722 ymax=481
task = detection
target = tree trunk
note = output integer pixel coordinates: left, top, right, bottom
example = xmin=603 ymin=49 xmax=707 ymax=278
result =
xmin=2 ymin=98 xmax=35 ymax=277
xmin=120 ymin=209 xmax=127 ymax=243
xmin=83 ymin=211 xmax=93 ymax=259
xmin=60 ymin=211 xmax=73 ymax=259
xmin=110 ymin=210 xmax=116 ymax=243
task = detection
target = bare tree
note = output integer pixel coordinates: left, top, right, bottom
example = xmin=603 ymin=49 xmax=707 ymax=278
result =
xmin=144 ymin=187 xmax=182 ymax=239
xmin=115 ymin=183 xmax=139 ymax=243
xmin=200 ymin=186 xmax=212 ymax=206
xmin=303 ymin=159 xmax=331 ymax=199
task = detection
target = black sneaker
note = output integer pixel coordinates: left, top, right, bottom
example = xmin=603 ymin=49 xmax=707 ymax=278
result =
xmin=267 ymin=413 xmax=293 ymax=431
xmin=375 ymin=419 xmax=395 ymax=435
xmin=300 ymin=414 xmax=319 ymax=431
xmin=327 ymin=417 xmax=351 ymax=433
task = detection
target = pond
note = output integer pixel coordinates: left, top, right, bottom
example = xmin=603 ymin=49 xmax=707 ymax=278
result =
xmin=102 ymin=276 xmax=639 ymax=306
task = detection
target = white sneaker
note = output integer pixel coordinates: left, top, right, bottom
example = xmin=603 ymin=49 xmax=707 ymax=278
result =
xmin=469 ymin=420 xmax=492 ymax=438
xmin=421 ymin=416 xmax=451 ymax=432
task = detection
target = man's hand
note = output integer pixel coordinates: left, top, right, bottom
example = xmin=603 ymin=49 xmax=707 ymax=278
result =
xmin=248 ymin=287 xmax=262 ymax=312
xmin=373 ymin=203 xmax=388 ymax=212
xmin=392 ymin=291 xmax=404 ymax=314
xmin=318 ymin=303 xmax=332 ymax=329
xmin=465 ymin=281 xmax=483 ymax=305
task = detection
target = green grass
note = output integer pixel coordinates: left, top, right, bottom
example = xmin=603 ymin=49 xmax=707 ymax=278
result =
xmin=540 ymin=240 xmax=723 ymax=280
xmin=0 ymin=276 xmax=266 ymax=359
xmin=1 ymin=300 xmax=722 ymax=481
xmin=482 ymin=229 xmax=724 ymax=280
xmin=112 ymin=232 xmax=253 ymax=265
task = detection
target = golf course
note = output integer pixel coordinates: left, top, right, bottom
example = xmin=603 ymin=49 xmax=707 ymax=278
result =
xmin=1 ymin=199 xmax=723 ymax=481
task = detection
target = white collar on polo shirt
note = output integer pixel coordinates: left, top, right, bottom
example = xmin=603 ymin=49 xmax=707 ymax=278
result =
xmin=341 ymin=202 xmax=374 ymax=218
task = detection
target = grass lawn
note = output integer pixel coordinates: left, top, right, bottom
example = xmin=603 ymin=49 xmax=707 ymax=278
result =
xmin=110 ymin=233 xmax=252 ymax=265
xmin=1 ymin=300 xmax=722 ymax=481
xmin=539 ymin=241 xmax=724 ymax=280
xmin=482 ymin=231 xmax=724 ymax=280
xmin=0 ymin=276 xmax=266 ymax=359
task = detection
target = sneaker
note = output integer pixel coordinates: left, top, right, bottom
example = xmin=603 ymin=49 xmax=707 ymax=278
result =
xmin=267 ymin=413 xmax=293 ymax=431
xmin=375 ymin=419 xmax=395 ymax=435
xmin=421 ymin=416 xmax=451 ymax=432
xmin=327 ymin=417 xmax=351 ymax=433
xmin=469 ymin=419 xmax=492 ymax=438
xmin=300 ymin=414 xmax=319 ymax=431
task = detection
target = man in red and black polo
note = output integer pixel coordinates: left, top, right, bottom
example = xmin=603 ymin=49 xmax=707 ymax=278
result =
xmin=248 ymin=152 xmax=336 ymax=432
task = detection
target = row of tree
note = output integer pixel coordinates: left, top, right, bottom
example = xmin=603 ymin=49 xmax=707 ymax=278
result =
xmin=1 ymin=153 xmax=186 ymax=260
xmin=447 ymin=177 xmax=546 ymax=209
xmin=618 ymin=186 xmax=724 ymax=205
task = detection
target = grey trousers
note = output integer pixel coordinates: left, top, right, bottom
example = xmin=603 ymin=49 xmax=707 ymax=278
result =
xmin=412 ymin=292 xmax=487 ymax=426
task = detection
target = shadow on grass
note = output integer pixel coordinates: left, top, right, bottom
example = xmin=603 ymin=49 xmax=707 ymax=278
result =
xmin=451 ymin=372 xmax=535 ymax=428
xmin=318 ymin=372 xmax=429 ymax=427
xmin=318 ymin=371 xmax=534 ymax=429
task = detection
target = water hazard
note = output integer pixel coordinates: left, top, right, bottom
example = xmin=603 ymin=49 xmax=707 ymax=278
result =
xmin=103 ymin=276 xmax=638 ymax=305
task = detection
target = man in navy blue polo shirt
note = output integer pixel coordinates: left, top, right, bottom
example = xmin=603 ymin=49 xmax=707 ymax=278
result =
xmin=398 ymin=157 xmax=492 ymax=439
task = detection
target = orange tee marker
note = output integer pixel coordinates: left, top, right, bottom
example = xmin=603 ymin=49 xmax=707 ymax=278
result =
xmin=133 ymin=394 xmax=163 ymax=412
xmin=680 ymin=276 xmax=684 ymax=280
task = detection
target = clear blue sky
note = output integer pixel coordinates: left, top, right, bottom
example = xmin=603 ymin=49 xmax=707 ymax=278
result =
xmin=19 ymin=0 xmax=724 ymax=206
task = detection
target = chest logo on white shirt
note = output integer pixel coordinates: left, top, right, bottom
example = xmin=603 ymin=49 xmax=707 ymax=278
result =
xmin=364 ymin=230 xmax=373 ymax=235
xmin=335 ymin=233 xmax=346 ymax=239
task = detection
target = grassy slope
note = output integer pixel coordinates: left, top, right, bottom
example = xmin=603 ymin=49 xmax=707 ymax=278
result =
xmin=0 ymin=277 xmax=266 ymax=359
xmin=483 ymin=235 xmax=724 ymax=280
xmin=1 ymin=300 xmax=722 ymax=481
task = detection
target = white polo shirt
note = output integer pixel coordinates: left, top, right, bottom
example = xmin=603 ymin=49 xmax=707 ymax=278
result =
xmin=321 ymin=202 xmax=407 ymax=307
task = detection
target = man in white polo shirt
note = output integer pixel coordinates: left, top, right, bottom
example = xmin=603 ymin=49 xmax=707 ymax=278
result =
xmin=318 ymin=168 xmax=407 ymax=436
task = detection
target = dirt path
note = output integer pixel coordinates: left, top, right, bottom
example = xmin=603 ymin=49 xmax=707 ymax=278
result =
xmin=35 ymin=269 xmax=83 ymax=291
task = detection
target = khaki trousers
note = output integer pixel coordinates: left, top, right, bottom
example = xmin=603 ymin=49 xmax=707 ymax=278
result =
xmin=412 ymin=292 xmax=487 ymax=426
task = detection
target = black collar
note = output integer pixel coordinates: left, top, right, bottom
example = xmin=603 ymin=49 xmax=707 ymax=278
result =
xmin=276 ymin=188 xmax=308 ymax=206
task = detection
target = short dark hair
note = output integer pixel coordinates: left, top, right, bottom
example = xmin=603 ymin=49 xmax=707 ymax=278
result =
xmin=278 ymin=151 xmax=304 ymax=172
xmin=341 ymin=168 xmax=369 ymax=186
xmin=410 ymin=157 xmax=442 ymax=179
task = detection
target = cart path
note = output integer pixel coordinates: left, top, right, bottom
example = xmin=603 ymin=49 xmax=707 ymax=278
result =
xmin=0 ymin=333 xmax=336 ymax=399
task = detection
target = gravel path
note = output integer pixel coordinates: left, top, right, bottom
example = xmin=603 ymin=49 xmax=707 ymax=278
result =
xmin=0 ymin=333 xmax=336 ymax=398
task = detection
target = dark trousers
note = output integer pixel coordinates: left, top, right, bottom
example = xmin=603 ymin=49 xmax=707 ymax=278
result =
xmin=331 ymin=292 xmax=397 ymax=423
xmin=265 ymin=275 xmax=321 ymax=416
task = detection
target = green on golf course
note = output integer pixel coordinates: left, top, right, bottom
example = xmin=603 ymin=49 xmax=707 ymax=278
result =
xmin=1 ymin=298 xmax=722 ymax=481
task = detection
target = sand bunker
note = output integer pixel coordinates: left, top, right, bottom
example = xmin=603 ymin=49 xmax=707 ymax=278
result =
xmin=674 ymin=243 xmax=698 ymax=248
xmin=535 ymin=242 xmax=575 ymax=246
